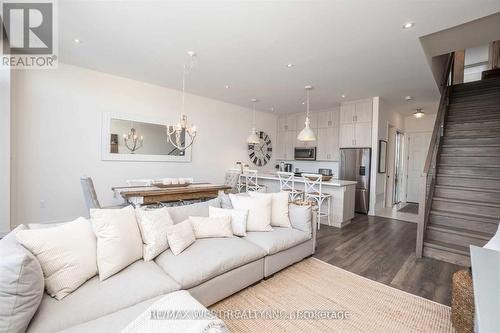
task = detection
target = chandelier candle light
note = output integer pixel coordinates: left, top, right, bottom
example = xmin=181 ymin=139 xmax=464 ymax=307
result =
xmin=246 ymin=98 xmax=260 ymax=144
xmin=166 ymin=51 xmax=198 ymax=151
xmin=297 ymin=85 xmax=316 ymax=142
xmin=123 ymin=127 xmax=144 ymax=154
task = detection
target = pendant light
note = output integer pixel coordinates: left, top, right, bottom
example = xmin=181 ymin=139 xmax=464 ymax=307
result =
xmin=413 ymin=108 xmax=425 ymax=118
xmin=297 ymin=85 xmax=316 ymax=141
xmin=246 ymin=98 xmax=260 ymax=144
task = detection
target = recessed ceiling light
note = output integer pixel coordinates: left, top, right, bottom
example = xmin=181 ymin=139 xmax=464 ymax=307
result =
xmin=301 ymin=101 xmax=305 ymax=105
xmin=405 ymin=95 xmax=413 ymax=101
xmin=225 ymin=85 xmax=230 ymax=89
xmin=403 ymin=22 xmax=414 ymax=29
xmin=341 ymin=94 xmax=346 ymax=98
xmin=73 ymin=39 xmax=82 ymax=44
xmin=287 ymin=63 xmax=294 ymax=68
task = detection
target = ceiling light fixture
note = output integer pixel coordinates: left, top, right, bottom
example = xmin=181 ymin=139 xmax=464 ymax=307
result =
xmin=246 ymin=99 xmax=260 ymax=144
xmin=414 ymin=108 xmax=425 ymax=118
xmin=165 ymin=51 xmax=197 ymax=151
xmin=73 ymin=39 xmax=82 ymax=44
xmin=297 ymin=85 xmax=316 ymax=142
xmin=403 ymin=22 xmax=414 ymax=29
xmin=225 ymin=85 xmax=230 ymax=89
xmin=287 ymin=63 xmax=294 ymax=68
xmin=405 ymin=95 xmax=413 ymax=101
xmin=341 ymin=94 xmax=346 ymax=98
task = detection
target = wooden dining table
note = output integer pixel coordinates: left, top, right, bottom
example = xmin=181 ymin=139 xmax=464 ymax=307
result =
xmin=112 ymin=183 xmax=232 ymax=207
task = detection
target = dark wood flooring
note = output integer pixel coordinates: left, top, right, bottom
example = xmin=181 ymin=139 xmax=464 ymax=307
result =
xmin=314 ymin=214 xmax=465 ymax=306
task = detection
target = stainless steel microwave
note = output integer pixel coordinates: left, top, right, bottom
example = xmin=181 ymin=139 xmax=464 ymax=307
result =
xmin=294 ymin=147 xmax=316 ymax=160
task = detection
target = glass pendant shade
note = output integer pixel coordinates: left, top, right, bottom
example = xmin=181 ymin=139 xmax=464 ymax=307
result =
xmin=413 ymin=108 xmax=425 ymax=118
xmin=246 ymin=127 xmax=260 ymax=144
xmin=297 ymin=117 xmax=316 ymax=141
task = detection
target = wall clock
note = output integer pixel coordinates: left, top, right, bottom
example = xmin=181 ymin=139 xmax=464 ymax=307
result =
xmin=248 ymin=131 xmax=272 ymax=167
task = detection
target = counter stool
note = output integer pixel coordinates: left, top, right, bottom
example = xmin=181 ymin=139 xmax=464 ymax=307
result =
xmin=302 ymin=173 xmax=332 ymax=229
xmin=277 ymin=171 xmax=303 ymax=201
xmin=242 ymin=169 xmax=266 ymax=193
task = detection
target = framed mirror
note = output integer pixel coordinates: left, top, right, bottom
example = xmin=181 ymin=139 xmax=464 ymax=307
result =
xmin=101 ymin=112 xmax=192 ymax=162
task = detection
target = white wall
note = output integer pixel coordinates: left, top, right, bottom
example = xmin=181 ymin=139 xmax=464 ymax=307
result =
xmin=405 ymin=114 xmax=437 ymax=133
xmin=0 ymin=62 xmax=10 ymax=235
xmin=369 ymin=98 xmax=405 ymax=214
xmin=11 ymin=64 xmax=277 ymax=226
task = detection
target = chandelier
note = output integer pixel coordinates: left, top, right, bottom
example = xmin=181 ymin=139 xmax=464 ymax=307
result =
xmin=166 ymin=51 xmax=197 ymax=151
xmin=123 ymin=127 xmax=143 ymax=154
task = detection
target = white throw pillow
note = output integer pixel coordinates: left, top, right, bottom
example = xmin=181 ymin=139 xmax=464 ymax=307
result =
xmin=189 ymin=216 xmax=234 ymax=239
xmin=90 ymin=206 xmax=143 ymax=280
xmin=209 ymin=206 xmax=248 ymax=236
xmin=135 ymin=207 xmax=175 ymax=261
xmin=249 ymin=191 xmax=291 ymax=227
xmin=229 ymin=194 xmax=273 ymax=232
xmin=15 ymin=217 xmax=97 ymax=300
xmin=166 ymin=220 xmax=196 ymax=255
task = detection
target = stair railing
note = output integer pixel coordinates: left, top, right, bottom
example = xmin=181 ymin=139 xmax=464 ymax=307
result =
xmin=416 ymin=53 xmax=454 ymax=258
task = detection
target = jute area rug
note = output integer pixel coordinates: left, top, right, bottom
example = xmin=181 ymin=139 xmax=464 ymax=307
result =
xmin=210 ymin=258 xmax=455 ymax=332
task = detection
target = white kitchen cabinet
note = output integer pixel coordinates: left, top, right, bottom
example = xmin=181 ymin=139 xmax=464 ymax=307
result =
xmin=340 ymin=103 xmax=355 ymax=124
xmin=317 ymin=127 xmax=339 ymax=161
xmin=275 ymin=130 xmax=296 ymax=160
xmin=277 ymin=115 xmax=297 ymax=132
xmin=318 ymin=110 xmax=334 ymax=128
xmin=355 ymin=100 xmax=373 ymax=123
xmin=275 ymin=131 xmax=286 ymax=159
xmin=340 ymin=123 xmax=356 ymax=148
xmin=354 ymin=122 xmax=372 ymax=147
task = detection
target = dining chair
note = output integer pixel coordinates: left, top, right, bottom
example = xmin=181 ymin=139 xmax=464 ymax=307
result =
xmin=224 ymin=168 xmax=241 ymax=194
xmin=243 ymin=169 xmax=266 ymax=193
xmin=302 ymin=173 xmax=332 ymax=229
xmin=277 ymin=171 xmax=303 ymax=201
xmin=80 ymin=176 xmax=127 ymax=216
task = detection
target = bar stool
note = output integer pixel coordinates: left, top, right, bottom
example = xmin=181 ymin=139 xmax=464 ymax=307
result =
xmin=302 ymin=173 xmax=332 ymax=229
xmin=277 ymin=171 xmax=303 ymax=201
xmin=242 ymin=169 xmax=266 ymax=193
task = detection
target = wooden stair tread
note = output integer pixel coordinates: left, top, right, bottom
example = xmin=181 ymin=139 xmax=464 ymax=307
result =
xmin=427 ymin=224 xmax=492 ymax=239
xmin=442 ymin=144 xmax=500 ymax=148
xmin=437 ymin=174 xmax=500 ymax=180
xmin=432 ymin=196 xmax=500 ymax=208
xmin=430 ymin=209 xmax=499 ymax=224
xmin=434 ymin=184 xmax=500 ymax=194
xmin=423 ymin=240 xmax=469 ymax=256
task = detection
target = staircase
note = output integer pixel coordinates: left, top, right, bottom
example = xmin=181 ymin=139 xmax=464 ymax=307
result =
xmin=422 ymin=77 xmax=500 ymax=266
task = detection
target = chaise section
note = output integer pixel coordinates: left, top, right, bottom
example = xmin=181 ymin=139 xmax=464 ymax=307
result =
xmin=154 ymin=237 xmax=266 ymax=289
xmin=26 ymin=260 xmax=181 ymax=333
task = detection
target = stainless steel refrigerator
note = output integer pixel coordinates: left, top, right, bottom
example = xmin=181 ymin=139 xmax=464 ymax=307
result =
xmin=339 ymin=148 xmax=371 ymax=214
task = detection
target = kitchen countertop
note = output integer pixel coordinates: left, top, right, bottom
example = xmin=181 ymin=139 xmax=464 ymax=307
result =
xmin=255 ymin=172 xmax=357 ymax=187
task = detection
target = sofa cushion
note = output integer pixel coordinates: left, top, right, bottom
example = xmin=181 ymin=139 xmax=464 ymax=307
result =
xmin=167 ymin=198 xmax=221 ymax=224
xmin=26 ymin=260 xmax=181 ymax=333
xmin=155 ymin=238 xmax=266 ymax=289
xmin=288 ymin=203 xmax=313 ymax=236
xmin=59 ymin=296 xmax=163 ymax=333
xmin=244 ymin=227 xmax=311 ymax=255
xmin=0 ymin=225 xmax=44 ymax=333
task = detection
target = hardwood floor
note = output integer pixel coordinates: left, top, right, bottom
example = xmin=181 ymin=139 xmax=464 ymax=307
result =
xmin=314 ymin=214 xmax=465 ymax=306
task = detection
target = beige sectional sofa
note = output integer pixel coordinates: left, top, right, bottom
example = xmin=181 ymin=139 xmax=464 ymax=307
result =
xmin=3 ymin=198 xmax=316 ymax=333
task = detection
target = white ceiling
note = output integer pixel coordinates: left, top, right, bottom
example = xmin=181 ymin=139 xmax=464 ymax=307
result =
xmin=58 ymin=1 xmax=500 ymax=115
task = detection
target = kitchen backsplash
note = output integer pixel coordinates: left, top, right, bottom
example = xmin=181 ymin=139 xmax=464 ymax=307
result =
xmin=277 ymin=160 xmax=340 ymax=178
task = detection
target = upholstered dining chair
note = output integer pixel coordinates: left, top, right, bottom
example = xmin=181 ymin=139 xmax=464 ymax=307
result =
xmin=80 ymin=176 xmax=126 ymax=215
xmin=224 ymin=168 xmax=241 ymax=194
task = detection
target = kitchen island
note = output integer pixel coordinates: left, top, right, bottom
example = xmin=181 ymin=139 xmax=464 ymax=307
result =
xmin=253 ymin=172 xmax=357 ymax=228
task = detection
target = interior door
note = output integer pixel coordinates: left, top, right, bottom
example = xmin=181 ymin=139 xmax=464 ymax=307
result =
xmin=385 ymin=126 xmax=396 ymax=207
xmin=406 ymin=132 xmax=431 ymax=203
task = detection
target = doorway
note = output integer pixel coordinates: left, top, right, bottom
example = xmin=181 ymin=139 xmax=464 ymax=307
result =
xmin=393 ymin=130 xmax=404 ymax=204
xmin=405 ymin=132 xmax=431 ymax=203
